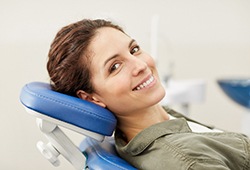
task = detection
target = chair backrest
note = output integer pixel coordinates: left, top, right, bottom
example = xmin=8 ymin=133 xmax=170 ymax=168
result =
xmin=80 ymin=137 xmax=137 ymax=170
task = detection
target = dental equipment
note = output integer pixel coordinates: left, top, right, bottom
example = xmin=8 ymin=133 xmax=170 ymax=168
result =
xmin=20 ymin=82 xmax=136 ymax=170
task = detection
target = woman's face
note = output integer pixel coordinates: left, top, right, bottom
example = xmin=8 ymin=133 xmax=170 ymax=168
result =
xmin=86 ymin=27 xmax=165 ymax=116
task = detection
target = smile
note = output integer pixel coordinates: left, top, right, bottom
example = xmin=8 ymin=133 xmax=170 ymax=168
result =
xmin=133 ymin=75 xmax=155 ymax=91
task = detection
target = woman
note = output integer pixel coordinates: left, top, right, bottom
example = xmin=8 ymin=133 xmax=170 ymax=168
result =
xmin=47 ymin=19 xmax=250 ymax=169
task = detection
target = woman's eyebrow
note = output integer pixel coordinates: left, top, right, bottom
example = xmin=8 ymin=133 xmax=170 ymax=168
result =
xmin=104 ymin=54 xmax=119 ymax=67
xmin=103 ymin=39 xmax=136 ymax=67
xmin=129 ymin=39 xmax=136 ymax=48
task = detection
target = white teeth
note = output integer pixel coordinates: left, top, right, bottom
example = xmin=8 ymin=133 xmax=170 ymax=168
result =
xmin=134 ymin=76 xmax=154 ymax=91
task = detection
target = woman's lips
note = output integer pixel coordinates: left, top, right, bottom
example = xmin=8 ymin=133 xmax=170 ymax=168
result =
xmin=133 ymin=75 xmax=154 ymax=91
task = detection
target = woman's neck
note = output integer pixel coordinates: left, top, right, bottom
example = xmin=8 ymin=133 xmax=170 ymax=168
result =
xmin=116 ymin=104 xmax=169 ymax=142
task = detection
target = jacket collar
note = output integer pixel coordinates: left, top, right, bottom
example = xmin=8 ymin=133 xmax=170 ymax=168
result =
xmin=115 ymin=118 xmax=192 ymax=156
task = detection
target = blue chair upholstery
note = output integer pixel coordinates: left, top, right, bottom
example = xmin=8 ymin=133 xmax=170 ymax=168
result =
xmin=20 ymin=82 xmax=116 ymax=136
xmin=80 ymin=137 xmax=137 ymax=170
xmin=20 ymin=82 xmax=136 ymax=170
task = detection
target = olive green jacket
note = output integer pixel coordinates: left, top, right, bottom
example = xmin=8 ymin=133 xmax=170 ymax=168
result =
xmin=115 ymin=108 xmax=250 ymax=170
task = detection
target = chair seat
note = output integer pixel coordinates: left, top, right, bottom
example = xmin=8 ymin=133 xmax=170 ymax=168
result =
xmin=80 ymin=137 xmax=137 ymax=170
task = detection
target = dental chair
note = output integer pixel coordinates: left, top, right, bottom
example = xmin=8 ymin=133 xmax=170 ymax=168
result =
xmin=20 ymin=82 xmax=137 ymax=170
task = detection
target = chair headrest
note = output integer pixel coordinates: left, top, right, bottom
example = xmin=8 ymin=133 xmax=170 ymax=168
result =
xmin=20 ymin=82 xmax=117 ymax=136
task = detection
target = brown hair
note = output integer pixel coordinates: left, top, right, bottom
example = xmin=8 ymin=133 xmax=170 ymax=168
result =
xmin=47 ymin=19 xmax=124 ymax=96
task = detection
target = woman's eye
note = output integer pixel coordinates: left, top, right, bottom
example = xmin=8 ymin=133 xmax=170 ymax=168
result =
xmin=110 ymin=63 xmax=121 ymax=73
xmin=130 ymin=46 xmax=140 ymax=54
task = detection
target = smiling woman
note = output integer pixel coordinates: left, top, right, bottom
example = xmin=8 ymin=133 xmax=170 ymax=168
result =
xmin=77 ymin=27 xmax=166 ymax=119
xmin=47 ymin=19 xmax=250 ymax=169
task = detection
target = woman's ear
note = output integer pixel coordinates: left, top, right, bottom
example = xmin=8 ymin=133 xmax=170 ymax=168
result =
xmin=77 ymin=90 xmax=106 ymax=108
xmin=77 ymin=90 xmax=91 ymax=100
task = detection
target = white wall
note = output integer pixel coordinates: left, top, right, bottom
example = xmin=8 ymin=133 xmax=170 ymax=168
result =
xmin=1 ymin=0 xmax=250 ymax=169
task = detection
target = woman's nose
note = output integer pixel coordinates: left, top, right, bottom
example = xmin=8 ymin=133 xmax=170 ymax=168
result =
xmin=130 ymin=57 xmax=147 ymax=76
